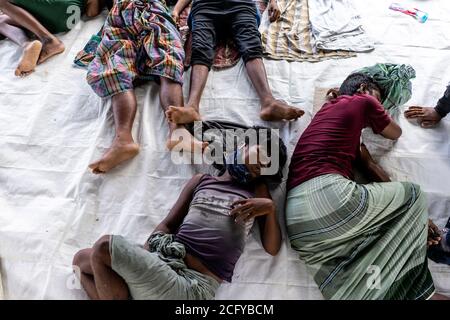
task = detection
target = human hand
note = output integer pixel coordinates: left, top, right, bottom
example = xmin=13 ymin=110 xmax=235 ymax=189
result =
xmin=172 ymin=10 xmax=181 ymax=26
xmin=268 ymin=0 xmax=281 ymax=23
xmin=404 ymin=106 xmax=442 ymax=128
xmin=428 ymin=219 xmax=441 ymax=247
xmin=231 ymin=198 xmax=275 ymax=223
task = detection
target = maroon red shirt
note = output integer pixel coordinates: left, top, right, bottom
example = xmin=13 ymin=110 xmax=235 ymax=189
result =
xmin=288 ymin=94 xmax=392 ymax=191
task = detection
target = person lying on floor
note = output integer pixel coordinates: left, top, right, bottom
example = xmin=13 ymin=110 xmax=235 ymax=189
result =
xmin=165 ymin=0 xmax=305 ymax=124
xmin=285 ymin=73 xmax=448 ymax=300
xmin=0 ymin=0 xmax=108 ymax=77
xmin=87 ymin=0 xmax=207 ymax=174
xmin=73 ymin=137 xmax=286 ymax=299
xmin=404 ymin=82 xmax=450 ymax=128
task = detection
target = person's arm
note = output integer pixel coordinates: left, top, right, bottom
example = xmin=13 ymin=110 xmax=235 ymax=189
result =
xmin=435 ymin=84 xmax=450 ymax=119
xmin=356 ymin=143 xmax=391 ymax=182
xmin=172 ymin=0 xmax=192 ymax=25
xmin=152 ymin=174 xmax=203 ymax=235
xmin=365 ymin=95 xmax=402 ymax=140
xmin=231 ymin=182 xmax=282 ymax=256
xmin=380 ymin=121 xmax=402 ymax=140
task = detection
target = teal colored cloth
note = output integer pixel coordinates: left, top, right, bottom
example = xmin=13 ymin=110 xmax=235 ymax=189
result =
xmin=11 ymin=0 xmax=85 ymax=33
xmin=356 ymin=63 xmax=416 ymax=114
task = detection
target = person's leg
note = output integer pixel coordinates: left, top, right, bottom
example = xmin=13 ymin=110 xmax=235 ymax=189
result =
xmin=88 ymin=91 xmax=140 ymax=174
xmin=165 ymin=12 xmax=216 ymax=124
xmin=85 ymin=0 xmax=107 ymax=18
xmin=230 ymin=6 xmax=304 ymax=121
xmin=0 ymin=0 xmax=64 ymax=63
xmin=0 ymin=14 xmax=42 ymax=77
xmin=89 ymin=236 xmax=130 ymax=300
xmin=160 ymin=77 xmax=207 ymax=152
xmin=72 ymin=248 xmax=100 ymax=300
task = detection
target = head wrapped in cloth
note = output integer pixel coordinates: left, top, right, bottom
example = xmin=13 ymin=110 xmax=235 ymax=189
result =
xmin=355 ymin=63 xmax=416 ymax=114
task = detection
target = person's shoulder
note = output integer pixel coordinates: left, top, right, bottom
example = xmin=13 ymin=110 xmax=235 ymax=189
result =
xmin=188 ymin=173 xmax=208 ymax=186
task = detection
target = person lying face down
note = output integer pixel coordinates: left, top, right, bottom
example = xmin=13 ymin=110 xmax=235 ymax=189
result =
xmin=285 ymin=73 xmax=449 ymax=300
xmin=0 ymin=0 xmax=109 ymax=77
xmin=404 ymin=82 xmax=450 ymax=128
xmin=72 ymin=138 xmax=287 ymax=300
xmin=165 ymin=0 xmax=305 ymax=125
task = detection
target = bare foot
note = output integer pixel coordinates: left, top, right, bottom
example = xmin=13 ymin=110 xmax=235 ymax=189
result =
xmin=15 ymin=40 xmax=42 ymax=77
xmin=260 ymin=98 xmax=305 ymax=121
xmin=37 ymin=37 xmax=65 ymax=64
xmin=89 ymin=140 xmax=139 ymax=174
xmin=166 ymin=128 xmax=208 ymax=153
xmin=165 ymin=106 xmax=202 ymax=124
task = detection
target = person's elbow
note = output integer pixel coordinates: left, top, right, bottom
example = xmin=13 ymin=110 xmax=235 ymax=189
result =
xmin=380 ymin=122 xmax=402 ymax=140
xmin=264 ymin=243 xmax=281 ymax=256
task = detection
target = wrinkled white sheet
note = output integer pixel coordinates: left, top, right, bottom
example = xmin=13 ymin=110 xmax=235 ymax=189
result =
xmin=0 ymin=0 xmax=449 ymax=300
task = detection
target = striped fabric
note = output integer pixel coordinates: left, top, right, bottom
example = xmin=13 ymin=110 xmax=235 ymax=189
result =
xmin=87 ymin=0 xmax=185 ymax=98
xmin=286 ymin=174 xmax=435 ymax=300
xmin=261 ymin=0 xmax=355 ymax=62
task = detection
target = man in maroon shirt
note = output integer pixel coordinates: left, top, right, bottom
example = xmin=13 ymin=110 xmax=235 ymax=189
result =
xmin=285 ymin=73 xmax=447 ymax=300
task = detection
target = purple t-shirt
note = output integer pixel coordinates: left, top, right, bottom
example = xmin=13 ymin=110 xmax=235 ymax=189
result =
xmin=175 ymin=175 xmax=255 ymax=282
xmin=288 ymin=94 xmax=392 ymax=190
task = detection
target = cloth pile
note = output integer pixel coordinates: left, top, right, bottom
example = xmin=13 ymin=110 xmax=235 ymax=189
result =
xmin=261 ymin=0 xmax=373 ymax=62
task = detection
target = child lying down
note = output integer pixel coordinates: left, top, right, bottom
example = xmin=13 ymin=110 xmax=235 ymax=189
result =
xmin=73 ymin=133 xmax=287 ymax=299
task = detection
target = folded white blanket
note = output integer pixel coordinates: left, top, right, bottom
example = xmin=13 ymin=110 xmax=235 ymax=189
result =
xmin=308 ymin=0 xmax=375 ymax=52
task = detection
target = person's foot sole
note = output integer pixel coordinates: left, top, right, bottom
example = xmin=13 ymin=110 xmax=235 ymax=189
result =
xmin=260 ymin=99 xmax=305 ymax=121
xmin=165 ymin=106 xmax=202 ymax=124
xmin=15 ymin=40 xmax=42 ymax=77
xmin=89 ymin=141 xmax=139 ymax=174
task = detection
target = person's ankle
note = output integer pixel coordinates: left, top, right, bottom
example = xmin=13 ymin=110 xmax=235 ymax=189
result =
xmin=261 ymin=96 xmax=275 ymax=106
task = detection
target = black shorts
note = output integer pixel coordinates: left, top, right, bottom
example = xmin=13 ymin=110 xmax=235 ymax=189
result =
xmin=189 ymin=2 xmax=263 ymax=69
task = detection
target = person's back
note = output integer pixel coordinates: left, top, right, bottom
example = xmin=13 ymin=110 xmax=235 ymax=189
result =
xmin=288 ymin=93 xmax=391 ymax=190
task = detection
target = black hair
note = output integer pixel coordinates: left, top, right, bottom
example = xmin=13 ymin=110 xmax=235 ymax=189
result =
xmin=339 ymin=73 xmax=383 ymax=99
xmin=184 ymin=121 xmax=288 ymax=183
xmin=247 ymin=126 xmax=288 ymax=184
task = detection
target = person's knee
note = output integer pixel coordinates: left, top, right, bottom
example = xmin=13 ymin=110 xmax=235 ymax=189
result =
xmin=92 ymin=235 xmax=111 ymax=263
xmin=191 ymin=45 xmax=214 ymax=69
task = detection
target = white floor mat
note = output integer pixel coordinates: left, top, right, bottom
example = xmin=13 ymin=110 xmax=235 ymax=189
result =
xmin=0 ymin=0 xmax=449 ymax=299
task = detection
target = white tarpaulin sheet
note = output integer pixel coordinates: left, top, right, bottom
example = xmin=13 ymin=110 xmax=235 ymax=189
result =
xmin=0 ymin=0 xmax=449 ymax=299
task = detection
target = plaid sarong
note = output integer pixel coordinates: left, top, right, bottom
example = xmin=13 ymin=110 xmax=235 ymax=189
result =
xmin=87 ymin=0 xmax=185 ymax=98
xmin=286 ymin=174 xmax=435 ymax=300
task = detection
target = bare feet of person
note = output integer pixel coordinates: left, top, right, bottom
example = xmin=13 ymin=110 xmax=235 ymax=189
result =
xmin=260 ymin=98 xmax=305 ymax=121
xmin=89 ymin=139 xmax=139 ymax=174
xmin=166 ymin=128 xmax=208 ymax=153
xmin=404 ymin=106 xmax=442 ymax=128
xmin=14 ymin=40 xmax=42 ymax=77
xmin=165 ymin=106 xmax=202 ymax=124
xmin=37 ymin=37 xmax=65 ymax=64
